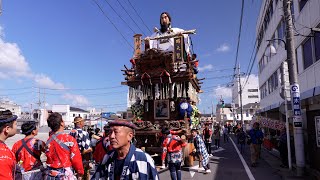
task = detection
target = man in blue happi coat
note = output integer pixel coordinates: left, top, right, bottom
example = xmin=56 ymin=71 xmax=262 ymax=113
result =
xmin=92 ymin=119 xmax=159 ymax=180
xmin=191 ymin=128 xmax=211 ymax=174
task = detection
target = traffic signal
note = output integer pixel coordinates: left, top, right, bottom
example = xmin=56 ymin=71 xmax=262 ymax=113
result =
xmin=221 ymin=100 xmax=225 ymax=108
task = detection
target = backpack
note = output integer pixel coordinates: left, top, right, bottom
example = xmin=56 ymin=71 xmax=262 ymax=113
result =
xmin=93 ymin=137 xmax=111 ymax=163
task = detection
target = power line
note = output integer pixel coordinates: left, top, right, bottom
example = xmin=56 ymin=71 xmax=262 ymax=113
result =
xmin=242 ymin=0 xmax=269 ymax=90
xmin=40 ymin=85 xmax=123 ymax=91
xmin=203 ymin=68 xmax=234 ymax=73
xmin=92 ymin=0 xmax=134 ymax=50
xmin=103 ymin=0 xmax=136 ymax=34
xmin=245 ymin=39 xmax=257 ymax=76
xmin=115 ymin=0 xmax=147 ymax=36
xmin=0 ymin=91 xmax=34 ymax=96
xmin=233 ymin=0 xmax=245 ymax=74
xmin=76 ymin=103 xmax=127 ymax=107
xmin=125 ymin=0 xmax=152 ymax=34
xmin=204 ymin=74 xmax=234 ymax=80
xmin=36 ymin=90 xmax=127 ymax=97
xmin=0 ymin=87 xmax=33 ymax=91
xmin=242 ymin=46 xmax=258 ymax=89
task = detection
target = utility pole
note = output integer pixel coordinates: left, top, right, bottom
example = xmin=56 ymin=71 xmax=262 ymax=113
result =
xmin=100 ymin=108 xmax=103 ymax=130
xmin=237 ymin=64 xmax=244 ymax=127
xmin=283 ymin=0 xmax=305 ymax=175
xmin=211 ymin=100 xmax=214 ymax=118
xmin=284 ymin=81 xmax=292 ymax=170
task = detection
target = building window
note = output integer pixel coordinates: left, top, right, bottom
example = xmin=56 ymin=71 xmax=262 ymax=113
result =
xmin=248 ymin=89 xmax=258 ymax=92
xmin=260 ymin=83 xmax=268 ymax=99
xmin=299 ymin=0 xmax=309 ymax=11
xmin=248 ymin=95 xmax=259 ymax=98
xmin=277 ymin=20 xmax=286 ymax=44
xmin=267 ymin=71 xmax=278 ymax=94
xmin=302 ymin=38 xmax=313 ymax=69
xmin=274 ymin=70 xmax=278 ymax=89
xmin=257 ymin=0 xmax=275 ymax=49
xmin=315 ymin=32 xmax=320 ymax=61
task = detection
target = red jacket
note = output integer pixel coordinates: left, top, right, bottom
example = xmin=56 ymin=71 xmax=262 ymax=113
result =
xmin=46 ymin=133 xmax=84 ymax=175
xmin=0 ymin=142 xmax=16 ymax=180
xmin=12 ymin=137 xmax=45 ymax=171
xmin=92 ymin=136 xmax=112 ymax=163
xmin=161 ymin=135 xmax=186 ymax=161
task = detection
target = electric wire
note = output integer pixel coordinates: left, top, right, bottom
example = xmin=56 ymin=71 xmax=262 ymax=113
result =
xmin=205 ymin=74 xmax=234 ymax=80
xmin=39 ymin=85 xmax=123 ymax=91
xmin=35 ymin=90 xmax=127 ymax=97
xmin=115 ymin=0 xmax=147 ymax=36
xmin=126 ymin=0 xmax=152 ymax=34
xmin=241 ymin=0 xmax=269 ymax=90
xmin=92 ymin=0 xmax=134 ymax=49
xmin=242 ymin=40 xmax=258 ymax=89
xmin=233 ymin=0 xmax=245 ymax=75
xmin=103 ymin=0 xmax=136 ymax=34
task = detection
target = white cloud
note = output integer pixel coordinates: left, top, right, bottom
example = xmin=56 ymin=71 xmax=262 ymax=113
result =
xmin=34 ymin=74 xmax=65 ymax=89
xmin=216 ymin=43 xmax=230 ymax=52
xmin=213 ymin=86 xmax=232 ymax=99
xmin=198 ymin=64 xmax=213 ymax=72
xmin=0 ymin=27 xmax=65 ymax=90
xmin=63 ymin=93 xmax=89 ymax=106
xmin=0 ymin=39 xmax=32 ymax=79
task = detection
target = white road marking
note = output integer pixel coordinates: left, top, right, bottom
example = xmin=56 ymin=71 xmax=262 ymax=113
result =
xmin=186 ymin=165 xmax=204 ymax=177
xmin=229 ymin=137 xmax=255 ymax=180
xmin=190 ymin=171 xmax=196 ymax=177
xmin=211 ymin=147 xmax=225 ymax=153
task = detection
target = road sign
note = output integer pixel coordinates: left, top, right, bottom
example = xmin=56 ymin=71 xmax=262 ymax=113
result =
xmin=291 ymin=84 xmax=302 ymax=117
xmin=315 ymin=116 xmax=320 ymax=148
xmin=291 ymin=85 xmax=299 ymax=92
xmin=293 ymin=116 xmax=302 ymax=128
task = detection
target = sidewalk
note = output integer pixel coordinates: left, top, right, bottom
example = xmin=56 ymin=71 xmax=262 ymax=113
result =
xmin=261 ymin=147 xmax=319 ymax=180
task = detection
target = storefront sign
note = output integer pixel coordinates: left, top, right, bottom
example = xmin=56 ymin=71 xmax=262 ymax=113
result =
xmin=315 ymin=116 xmax=320 ymax=148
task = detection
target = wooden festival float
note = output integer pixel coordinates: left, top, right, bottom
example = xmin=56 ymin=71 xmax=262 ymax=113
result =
xmin=121 ymin=30 xmax=203 ymax=165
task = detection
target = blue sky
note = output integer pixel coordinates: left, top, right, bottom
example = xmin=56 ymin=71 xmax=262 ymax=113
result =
xmin=0 ymin=0 xmax=261 ymax=114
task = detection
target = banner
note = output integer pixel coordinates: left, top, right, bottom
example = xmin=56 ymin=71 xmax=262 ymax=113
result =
xmin=251 ymin=116 xmax=285 ymax=130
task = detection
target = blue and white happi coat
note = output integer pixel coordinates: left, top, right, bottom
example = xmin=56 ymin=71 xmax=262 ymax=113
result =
xmin=194 ymin=134 xmax=209 ymax=167
xmin=69 ymin=128 xmax=91 ymax=152
xmin=92 ymin=144 xmax=159 ymax=180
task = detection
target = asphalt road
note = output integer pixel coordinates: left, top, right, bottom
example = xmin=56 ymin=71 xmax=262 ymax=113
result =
xmin=159 ymin=134 xmax=283 ymax=180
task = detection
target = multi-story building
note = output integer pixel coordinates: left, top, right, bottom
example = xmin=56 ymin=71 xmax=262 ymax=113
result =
xmin=216 ymin=103 xmax=259 ymax=127
xmin=256 ymin=0 xmax=320 ymax=172
xmin=232 ymin=76 xmax=260 ymax=107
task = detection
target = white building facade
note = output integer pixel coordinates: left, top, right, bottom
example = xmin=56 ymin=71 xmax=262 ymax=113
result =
xmin=216 ymin=103 xmax=259 ymax=126
xmin=52 ymin=105 xmax=89 ymax=127
xmin=0 ymin=100 xmax=21 ymax=118
xmin=256 ymin=0 xmax=320 ymax=172
xmin=232 ymin=76 xmax=260 ymax=106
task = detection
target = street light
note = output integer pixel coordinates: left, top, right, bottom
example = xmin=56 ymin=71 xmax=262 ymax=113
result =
xmin=264 ymin=0 xmax=305 ymax=175
xmin=267 ymin=40 xmax=293 ymax=170
xmin=267 ymin=38 xmax=287 ymax=54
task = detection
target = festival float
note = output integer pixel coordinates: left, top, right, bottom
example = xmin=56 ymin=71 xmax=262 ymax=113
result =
xmin=121 ymin=29 xmax=203 ymax=165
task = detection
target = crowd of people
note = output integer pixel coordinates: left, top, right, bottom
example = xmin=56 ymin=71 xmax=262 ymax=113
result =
xmin=0 ymin=110 xmax=160 ymax=180
xmin=0 ymin=108 xmax=292 ymax=180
